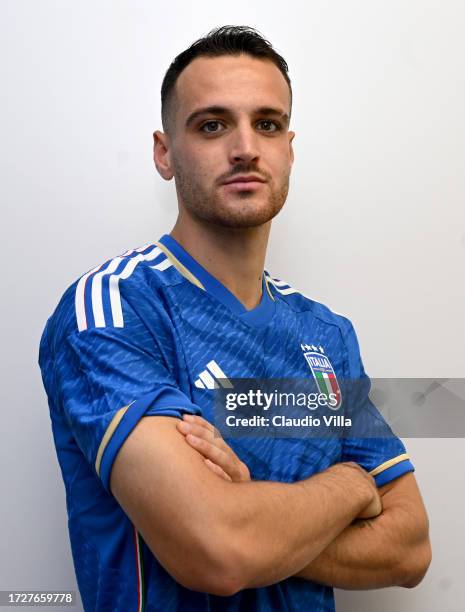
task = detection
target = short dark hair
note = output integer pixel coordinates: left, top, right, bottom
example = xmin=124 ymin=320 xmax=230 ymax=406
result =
xmin=160 ymin=25 xmax=292 ymax=135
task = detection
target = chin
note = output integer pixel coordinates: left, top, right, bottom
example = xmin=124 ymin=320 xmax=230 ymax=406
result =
xmin=182 ymin=187 xmax=288 ymax=228
xmin=208 ymin=203 xmax=284 ymax=229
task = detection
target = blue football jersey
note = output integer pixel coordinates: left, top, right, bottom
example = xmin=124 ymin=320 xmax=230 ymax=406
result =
xmin=38 ymin=233 xmax=414 ymax=612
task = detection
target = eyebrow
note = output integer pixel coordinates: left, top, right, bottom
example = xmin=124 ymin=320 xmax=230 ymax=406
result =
xmin=185 ymin=106 xmax=290 ymax=128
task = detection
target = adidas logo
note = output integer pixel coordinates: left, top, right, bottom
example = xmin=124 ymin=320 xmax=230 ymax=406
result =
xmin=194 ymin=360 xmax=234 ymax=390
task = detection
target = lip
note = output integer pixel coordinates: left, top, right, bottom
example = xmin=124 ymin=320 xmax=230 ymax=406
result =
xmin=223 ymin=181 xmax=265 ymax=191
xmin=223 ymin=175 xmax=266 ymax=185
xmin=222 ymin=175 xmax=266 ymax=191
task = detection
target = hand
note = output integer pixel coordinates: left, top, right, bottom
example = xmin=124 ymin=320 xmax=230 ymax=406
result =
xmin=327 ymin=461 xmax=383 ymax=519
xmin=344 ymin=461 xmax=383 ymax=519
xmin=358 ymin=487 xmax=382 ymax=519
xmin=176 ymin=414 xmax=251 ymax=482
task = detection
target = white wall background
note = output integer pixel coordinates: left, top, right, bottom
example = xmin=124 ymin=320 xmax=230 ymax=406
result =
xmin=1 ymin=1 xmax=464 ymax=610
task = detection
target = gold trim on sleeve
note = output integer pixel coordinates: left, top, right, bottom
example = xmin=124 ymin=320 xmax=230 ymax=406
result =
xmin=155 ymin=241 xmax=205 ymax=291
xmin=369 ymin=453 xmax=410 ymax=477
xmin=95 ymin=402 xmax=133 ymax=477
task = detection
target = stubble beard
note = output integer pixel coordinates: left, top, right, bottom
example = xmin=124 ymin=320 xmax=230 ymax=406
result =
xmin=173 ymin=162 xmax=290 ymax=229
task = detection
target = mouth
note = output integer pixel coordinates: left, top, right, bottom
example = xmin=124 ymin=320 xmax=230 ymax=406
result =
xmin=222 ymin=175 xmax=267 ymax=191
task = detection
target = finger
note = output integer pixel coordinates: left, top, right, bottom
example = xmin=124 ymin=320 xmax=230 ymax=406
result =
xmin=185 ymin=433 xmax=226 ymax=461
xmin=182 ymin=416 xmax=217 ymax=437
xmin=184 ymin=433 xmax=251 ymax=482
xmin=184 ymin=414 xmax=222 ymax=438
xmin=178 ymin=420 xmax=229 ymax=453
xmin=359 ymin=495 xmax=383 ymax=519
xmin=177 ymin=422 xmax=236 ymax=474
xmin=177 ymin=420 xmax=216 ymax=442
xmin=183 ymin=414 xmax=216 ymax=432
xmin=186 ymin=435 xmax=249 ymax=482
xmin=185 ymin=434 xmax=238 ymax=474
xmin=204 ymin=458 xmax=232 ymax=482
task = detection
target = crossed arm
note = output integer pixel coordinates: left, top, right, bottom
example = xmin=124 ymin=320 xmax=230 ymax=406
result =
xmin=293 ymin=472 xmax=430 ymax=589
xmin=175 ymin=414 xmax=431 ymax=590
xmin=110 ymin=414 xmax=431 ymax=596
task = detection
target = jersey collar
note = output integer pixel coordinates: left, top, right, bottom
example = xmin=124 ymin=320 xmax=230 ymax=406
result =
xmin=156 ymin=233 xmax=276 ymax=328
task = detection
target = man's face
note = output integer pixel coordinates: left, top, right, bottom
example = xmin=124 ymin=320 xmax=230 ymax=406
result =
xmin=159 ymin=54 xmax=295 ymax=229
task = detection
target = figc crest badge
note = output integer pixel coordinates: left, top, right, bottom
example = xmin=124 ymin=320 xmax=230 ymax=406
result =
xmin=301 ymin=344 xmax=342 ymax=410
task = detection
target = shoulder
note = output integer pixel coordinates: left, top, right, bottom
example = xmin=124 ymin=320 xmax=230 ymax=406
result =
xmin=265 ymin=272 xmax=364 ymax=377
xmin=265 ymin=271 xmax=355 ymax=338
xmin=45 ymin=240 xmax=180 ymax=340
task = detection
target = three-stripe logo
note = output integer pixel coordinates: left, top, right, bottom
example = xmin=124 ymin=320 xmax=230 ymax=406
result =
xmin=75 ymin=244 xmax=172 ymax=331
xmin=194 ymin=360 xmax=234 ymax=390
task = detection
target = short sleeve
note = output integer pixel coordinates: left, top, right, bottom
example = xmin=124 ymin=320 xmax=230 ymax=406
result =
xmin=46 ymin=297 xmax=201 ymax=494
xmin=340 ymin=320 xmax=415 ymax=487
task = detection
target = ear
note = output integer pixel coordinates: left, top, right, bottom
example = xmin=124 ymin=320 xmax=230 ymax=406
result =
xmin=153 ymin=130 xmax=174 ymax=180
xmin=288 ymin=130 xmax=295 ymax=167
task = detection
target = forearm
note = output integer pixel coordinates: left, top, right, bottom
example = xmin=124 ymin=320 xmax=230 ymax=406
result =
xmin=294 ymin=489 xmax=431 ymax=589
xmin=217 ymin=463 xmax=375 ymax=590
xmin=113 ymin=418 xmax=377 ymax=596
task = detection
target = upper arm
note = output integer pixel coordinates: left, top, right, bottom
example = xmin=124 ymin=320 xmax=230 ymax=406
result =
xmin=110 ymin=414 xmax=237 ymax=594
xmin=40 ymin=281 xmax=240 ymax=594
xmin=377 ymin=471 xmax=432 ymax=584
xmin=46 ymin=301 xmax=201 ymax=494
xmin=378 ymin=472 xmax=428 ymax=531
xmin=379 ymin=472 xmax=432 ymax=585
xmin=340 ymin=319 xmax=415 ymax=487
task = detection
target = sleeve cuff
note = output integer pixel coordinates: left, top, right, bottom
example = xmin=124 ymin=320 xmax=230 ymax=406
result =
xmin=95 ymin=386 xmax=201 ymax=493
xmin=371 ymin=458 xmax=415 ymax=487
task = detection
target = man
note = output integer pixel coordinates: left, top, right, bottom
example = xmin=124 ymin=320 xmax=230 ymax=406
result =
xmin=38 ymin=25 xmax=431 ymax=611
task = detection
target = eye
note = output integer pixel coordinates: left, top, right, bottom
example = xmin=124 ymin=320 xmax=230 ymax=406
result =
xmin=200 ymin=120 xmax=225 ymax=133
xmin=257 ymin=120 xmax=281 ymax=132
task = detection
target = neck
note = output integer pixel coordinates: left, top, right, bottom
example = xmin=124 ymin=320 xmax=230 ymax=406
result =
xmin=170 ymin=212 xmax=271 ymax=311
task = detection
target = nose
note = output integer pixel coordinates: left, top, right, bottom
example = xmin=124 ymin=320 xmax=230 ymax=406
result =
xmin=228 ymin=123 xmax=260 ymax=165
